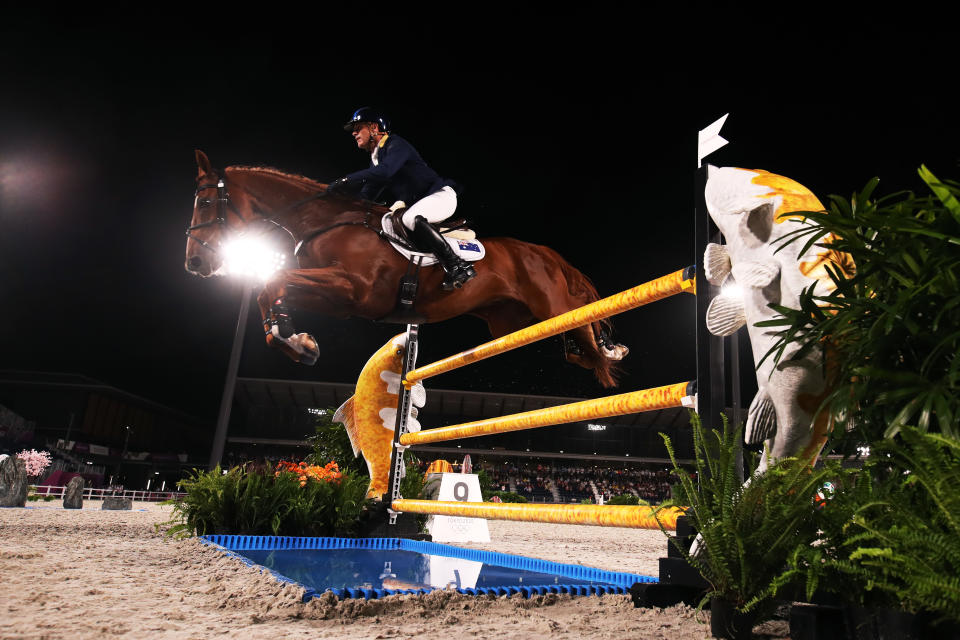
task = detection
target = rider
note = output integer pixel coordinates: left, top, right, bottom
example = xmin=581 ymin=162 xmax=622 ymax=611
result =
xmin=326 ymin=107 xmax=476 ymax=291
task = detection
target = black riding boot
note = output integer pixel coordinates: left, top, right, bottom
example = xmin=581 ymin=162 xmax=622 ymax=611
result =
xmin=412 ymin=215 xmax=476 ymax=291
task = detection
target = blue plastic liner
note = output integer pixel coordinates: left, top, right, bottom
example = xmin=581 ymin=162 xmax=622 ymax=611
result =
xmin=201 ymin=535 xmax=657 ymax=602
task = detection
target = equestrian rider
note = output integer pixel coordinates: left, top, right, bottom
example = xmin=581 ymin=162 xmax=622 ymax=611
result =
xmin=326 ymin=107 xmax=476 ymax=291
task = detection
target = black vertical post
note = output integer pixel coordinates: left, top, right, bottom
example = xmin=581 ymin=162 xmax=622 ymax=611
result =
xmin=694 ymin=164 xmax=725 ymax=431
xmin=730 ymin=330 xmax=741 ymax=429
xmin=387 ymin=323 xmax=419 ymax=524
xmin=208 ymin=281 xmax=253 ymax=470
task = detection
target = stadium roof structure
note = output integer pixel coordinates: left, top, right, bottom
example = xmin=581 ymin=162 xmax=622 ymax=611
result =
xmin=232 ymin=377 xmax=696 ymax=464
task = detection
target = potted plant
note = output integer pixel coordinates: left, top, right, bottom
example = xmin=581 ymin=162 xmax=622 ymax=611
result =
xmin=761 ymin=456 xmax=893 ymax=638
xmin=840 ymin=429 xmax=960 ymax=638
xmin=659 ymin=413 xmax=838 ymax=640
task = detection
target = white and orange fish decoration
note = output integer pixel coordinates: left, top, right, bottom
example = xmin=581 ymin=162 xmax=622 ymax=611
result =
xmin=333 ymin=333 xmax=426 ymax=499
xmin=703 ymin=166 xmax=855 ymax=471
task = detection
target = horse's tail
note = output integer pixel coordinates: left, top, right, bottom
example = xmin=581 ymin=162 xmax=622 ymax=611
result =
xmin=553 ymin=252 xmax=621 ymax=388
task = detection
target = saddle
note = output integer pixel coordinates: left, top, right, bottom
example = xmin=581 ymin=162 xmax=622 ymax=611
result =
xmin=378 ymin=208 xmax=484 ymax=324
xmin=384 ymin=209 xmax=476 ymax=247
xmin=381 ymin=209 xmax=485 ymax=266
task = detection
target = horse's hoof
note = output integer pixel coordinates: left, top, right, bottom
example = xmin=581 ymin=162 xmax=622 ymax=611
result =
xmin=602 ymin=343 xmax=629 ymax=361
xmin=293 ymin=333 xmax=319 ymax=366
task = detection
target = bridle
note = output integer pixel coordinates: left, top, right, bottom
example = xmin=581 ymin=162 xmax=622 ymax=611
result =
xmin=186 ymin=174 xmax=299 ymax=256
xmin=185 ymin=178 xmax=236 ymax=254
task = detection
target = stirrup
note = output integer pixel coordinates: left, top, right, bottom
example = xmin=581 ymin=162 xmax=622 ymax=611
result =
xmin=441 ymin=263 xmax=476 ymax=291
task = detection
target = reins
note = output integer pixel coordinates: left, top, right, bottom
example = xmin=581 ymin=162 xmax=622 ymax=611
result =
xmin=186 ymin=171 xmax=418 ymax=258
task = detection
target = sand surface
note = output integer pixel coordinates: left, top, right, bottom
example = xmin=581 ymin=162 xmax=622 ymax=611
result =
xmin=0 ymin=502 xmax=790 ymax=639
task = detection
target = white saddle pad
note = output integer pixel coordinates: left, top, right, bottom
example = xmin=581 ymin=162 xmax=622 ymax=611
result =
xmin=381 ymin=214 xmax=485 ymax=266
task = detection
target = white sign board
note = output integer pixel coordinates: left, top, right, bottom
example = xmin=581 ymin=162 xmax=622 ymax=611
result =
xmin=426 ymin=473 xmax=490 ymax=543
xmin=428 ymin=555 xmax=483 ymax=589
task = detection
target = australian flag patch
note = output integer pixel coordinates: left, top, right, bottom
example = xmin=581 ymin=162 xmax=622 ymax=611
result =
xmin=457 ymin=240 xmax=481 ymax=253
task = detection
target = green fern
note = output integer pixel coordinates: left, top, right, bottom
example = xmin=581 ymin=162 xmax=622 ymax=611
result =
xmin=658 ymin=413 xmax=835 ymax=617
xmin=771 ymin=427 xmax=960 ymax=622
xmin=844 ymin=428 xmax=960 ymax=621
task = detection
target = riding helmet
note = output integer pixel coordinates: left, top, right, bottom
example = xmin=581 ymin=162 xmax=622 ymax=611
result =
xmin=343 ymin=107 xmax=391 ymax=133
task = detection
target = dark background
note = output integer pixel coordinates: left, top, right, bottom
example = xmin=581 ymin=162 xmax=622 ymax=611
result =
xmin=2 ymin=13 xmax=956 ymax=434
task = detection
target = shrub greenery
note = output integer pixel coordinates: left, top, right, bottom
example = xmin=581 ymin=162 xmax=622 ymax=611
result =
xmin=765 ymin=428 xmax=960 ymax=623
xmin=843 ymin=428 xmax=960 ymax=620
xmin=162 ymin=462 xmax=371 ymax=539
xmin=306 ymin=409 xmax=367 ymax=476
xmin=762 ymin=166 xmax=960 ymax=449
xmin=756 ymin=167 xmax=960 ymax=623
xmin=659 ymin=413 xmax=840 ymax=618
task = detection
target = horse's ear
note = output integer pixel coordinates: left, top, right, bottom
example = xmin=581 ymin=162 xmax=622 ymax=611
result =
xmin=195 ymin=149 xmax=213 ymax=177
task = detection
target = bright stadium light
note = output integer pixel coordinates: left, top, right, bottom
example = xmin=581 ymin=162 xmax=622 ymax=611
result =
xmin=720 ymin=282 xmax=743 ymax=300
xmin=222 ymin=234 xmax=287 ymax=281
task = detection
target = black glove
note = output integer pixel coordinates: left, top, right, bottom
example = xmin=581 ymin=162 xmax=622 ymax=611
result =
xmin=326 ymin=177 xmax=349 ymax=195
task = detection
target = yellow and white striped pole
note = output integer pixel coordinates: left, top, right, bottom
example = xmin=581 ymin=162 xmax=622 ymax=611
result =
xmin=404 ymin=267 xmax=695 ymax=386
xmin=399 ymin=381 xmax=693 ymax=446
xmin=391 ymin=500 xmax=684 ymax=530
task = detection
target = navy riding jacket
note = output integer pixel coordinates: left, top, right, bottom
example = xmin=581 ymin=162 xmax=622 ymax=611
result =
xmin=345 ymin=134 xmax=456 ymax=204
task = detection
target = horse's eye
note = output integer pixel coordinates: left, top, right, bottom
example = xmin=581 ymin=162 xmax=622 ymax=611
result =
xmin=198 ymin=198 xmax=212 ymax=208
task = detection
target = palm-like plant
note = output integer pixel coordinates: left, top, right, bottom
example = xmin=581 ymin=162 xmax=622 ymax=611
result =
xmin=760 ymin=166 xmax=960 ymax=450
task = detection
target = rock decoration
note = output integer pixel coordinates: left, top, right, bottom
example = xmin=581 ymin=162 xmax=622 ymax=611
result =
xmin=63 ymin=476 xmax=85 ymax=509
xmin=0 ymin=454 xmax=29 ymax=507
xmin=101 ymin=496 xmax=133 ymax=510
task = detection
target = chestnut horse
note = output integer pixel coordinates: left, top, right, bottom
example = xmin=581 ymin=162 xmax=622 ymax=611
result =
xmin=184 ymin=150 xmax=627 ymax=387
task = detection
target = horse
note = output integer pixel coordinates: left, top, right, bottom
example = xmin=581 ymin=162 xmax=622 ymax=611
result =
xmin=184 ymin=150 xmax=628 ymax=387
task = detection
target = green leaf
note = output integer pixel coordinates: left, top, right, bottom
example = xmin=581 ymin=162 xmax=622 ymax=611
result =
xmin=919 ymin=165 xmax=960 ymax=225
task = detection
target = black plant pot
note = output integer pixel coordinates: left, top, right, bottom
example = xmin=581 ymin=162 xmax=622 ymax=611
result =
xmin=710 ymin=597 xmax=758 ymax=640
xmin=789 ymin=602 xmax=846 ymax=640
xmin=845 ymin=607 xmax=919 ymax=640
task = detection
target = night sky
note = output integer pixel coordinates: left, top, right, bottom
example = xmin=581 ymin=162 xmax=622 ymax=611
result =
xmin=2 ymin=14 xmax=956 ymax=429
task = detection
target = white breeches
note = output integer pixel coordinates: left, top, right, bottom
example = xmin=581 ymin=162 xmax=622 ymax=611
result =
xmin=401 ymin=186 xmax=457 ymax=230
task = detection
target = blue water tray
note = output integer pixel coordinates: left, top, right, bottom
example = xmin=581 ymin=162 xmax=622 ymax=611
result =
xmin=202 ymin=535 xmax=656 ymax=601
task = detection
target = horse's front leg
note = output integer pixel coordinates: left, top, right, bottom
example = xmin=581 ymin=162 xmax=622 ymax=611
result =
xmin=257 ymin=267 xmax=360 ymax=366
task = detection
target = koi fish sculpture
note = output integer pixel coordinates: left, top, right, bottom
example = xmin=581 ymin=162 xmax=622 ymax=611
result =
xmin=333 ymin=333 xmax=426 ymax=499
xmin=703 ymin=166 xmax=855 ymax=471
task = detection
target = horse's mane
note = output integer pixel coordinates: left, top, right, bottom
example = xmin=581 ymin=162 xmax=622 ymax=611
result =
xmin=227 ymin=166 xmax=326 ymax=191
xmin=226 ymin=165 xmax=390 ymax=213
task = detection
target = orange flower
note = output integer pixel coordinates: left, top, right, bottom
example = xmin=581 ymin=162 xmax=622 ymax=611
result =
xmin=275 ymin=460 xmax=343 ymax=486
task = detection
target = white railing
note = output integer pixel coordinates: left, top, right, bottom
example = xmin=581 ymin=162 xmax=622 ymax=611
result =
xmin=30 ymin=485 xmax=186 ymax=502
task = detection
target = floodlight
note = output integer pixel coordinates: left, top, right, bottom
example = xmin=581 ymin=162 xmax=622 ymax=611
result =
xmin=222 ymin=234 xmax=287 ymax=281
xmin=720 ymin=282 xmax=743 ymax=300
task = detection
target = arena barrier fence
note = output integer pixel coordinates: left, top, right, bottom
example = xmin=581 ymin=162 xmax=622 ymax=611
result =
xmin=30 ymin=485 xmax=186 ymax=502
xmin=385 ymin=266 xmax=700 ymax=530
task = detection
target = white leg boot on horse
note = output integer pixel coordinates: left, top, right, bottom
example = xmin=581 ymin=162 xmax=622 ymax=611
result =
xmin=597 ymin=328 xmax=630 ymax=361
xmin=260 ymin=295 xmax=320 ymax=366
